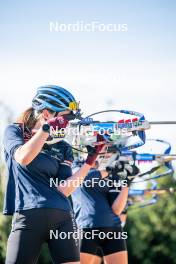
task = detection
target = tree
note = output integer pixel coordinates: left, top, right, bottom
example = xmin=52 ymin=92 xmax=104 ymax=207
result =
xmin=126 ymin=174 xmax=176 ymax=264
xmin=0 ymin=102 xmax=13 ymax=263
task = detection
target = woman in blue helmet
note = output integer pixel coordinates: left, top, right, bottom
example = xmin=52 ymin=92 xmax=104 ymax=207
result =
xmin=3 ymin=85 xmax=104 ymax=264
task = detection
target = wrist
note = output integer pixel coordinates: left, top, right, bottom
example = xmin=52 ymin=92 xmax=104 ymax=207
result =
xmin=42 ymin=123 xmax=50 ymax=134
xmin=122 ymin=186 xmax=129 ymax=190
xmin=85 ymin=154 xmax=98 ymax=166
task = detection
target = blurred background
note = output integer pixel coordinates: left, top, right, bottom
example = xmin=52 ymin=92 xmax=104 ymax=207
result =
xmin=0 ymin=0 xmax=176 ymax=263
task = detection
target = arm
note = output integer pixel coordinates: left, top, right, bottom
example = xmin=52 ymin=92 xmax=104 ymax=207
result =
xmin=58 ymin=165 xmax=109 ymax=197
xmin=106 ymin=162 xmax=139 ymax=215
xmin=111 ymin=187 xmax=129 ymax=215
xmin=57 ymin=163 xmax=91 ymax=196
xmin=14 ymin=128 xmax=49 ymax=165
xmin=14 ymin=115 xmax=69 ymax=166
xmin=100 ymin=170 xmax=109 ymax=178
xmin=101 ymin=169 xmax=129 ymax=215
xmin=58 ymin=135 xmax=105 ymax=196
xmin=101 ymin=168 xmax=129 ymax=215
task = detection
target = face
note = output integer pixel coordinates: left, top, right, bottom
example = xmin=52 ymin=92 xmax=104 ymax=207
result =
xmin=42 ymin=109 xmax=71 ymax=121
xmin=42 ymin=109 xmax=56 ymax=121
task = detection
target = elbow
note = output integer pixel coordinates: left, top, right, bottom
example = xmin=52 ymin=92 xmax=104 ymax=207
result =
xmin=61 ymin=191 xmax=70 ymax=197
xmin=15 ymin=156 xmax=31 ymax=166
xmin=14 ymin=148 xmax=31 ymax=166
xmin=57 ymin=186 xmax=71 ymax=197
xmin=112 ymin=206 xmax=121 ymax=216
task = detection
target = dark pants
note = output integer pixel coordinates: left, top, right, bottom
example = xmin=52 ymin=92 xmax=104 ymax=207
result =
xmin=6 ymin=208 xmax=80 ymax=264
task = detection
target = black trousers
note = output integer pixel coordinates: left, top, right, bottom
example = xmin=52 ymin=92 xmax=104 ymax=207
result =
xmin=5 ymin=208 xmax=80 ymax=264
xmin=81 ymin=226 xmax=127 ymax=256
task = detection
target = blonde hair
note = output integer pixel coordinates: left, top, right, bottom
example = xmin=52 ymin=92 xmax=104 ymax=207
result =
xmin=16 ymin=107 xmax=38 ymax=129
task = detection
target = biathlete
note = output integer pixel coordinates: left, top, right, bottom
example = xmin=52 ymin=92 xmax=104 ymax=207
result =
xmin=3 ymin=85 xmax=104 ymax=264
xmin=71 ymin=158 xmax=139 ymax=264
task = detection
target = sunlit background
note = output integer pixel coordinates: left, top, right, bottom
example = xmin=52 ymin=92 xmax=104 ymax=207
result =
xmin=1 ymin=0 xmax=176 ymax=159
xmin=0 ymin=1 xmax=176 ymax=263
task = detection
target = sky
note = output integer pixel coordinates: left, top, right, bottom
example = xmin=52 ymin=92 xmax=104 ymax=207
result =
xmin=0 ymin=0 xmax=176 ymax=155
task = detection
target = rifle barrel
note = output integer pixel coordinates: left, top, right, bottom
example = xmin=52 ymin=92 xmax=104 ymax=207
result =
xmin=150 ymin=121 xmax=176 ymax=125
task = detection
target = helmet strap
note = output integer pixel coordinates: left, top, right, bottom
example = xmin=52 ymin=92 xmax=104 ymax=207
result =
xmin=34 ymin=110 xmax=42 ymax=120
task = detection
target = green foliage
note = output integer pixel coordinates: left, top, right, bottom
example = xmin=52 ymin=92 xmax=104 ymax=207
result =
xmin=0 ymin=167 xmax=12 ymax=263
xmin=126 ymin=175 xmax=176 ymax=264
xmin=0 ymin=214 xmax=11 ymax=263
xmin=38 ymin=244 xmax=52 ymax=264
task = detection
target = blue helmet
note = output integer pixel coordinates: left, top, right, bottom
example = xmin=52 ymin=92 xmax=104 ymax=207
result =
xmin=32 ymin=85 xmax=79 ymax=112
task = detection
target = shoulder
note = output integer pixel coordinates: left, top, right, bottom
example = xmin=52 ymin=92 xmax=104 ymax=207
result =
xmin=87 ymin=169 xmax=101 ymax=179
xmin=55 ymin=140 xmax=73 ymax=154
xmin=3 ymin=123 xmax=23 ymax=141
xmin=57 ymin=140 xmax=74 ymax=161
xmin=57 ymin=140 xmax=72 ymax=148
xmin=4 ymin=123 xmax=23 ymax=135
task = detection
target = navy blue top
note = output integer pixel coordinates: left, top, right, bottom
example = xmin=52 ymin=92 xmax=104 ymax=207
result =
xmin=3 ymin=124 xmax=74 ymax=215
xmin=71 ymin=170 xmax=121 ymax=228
